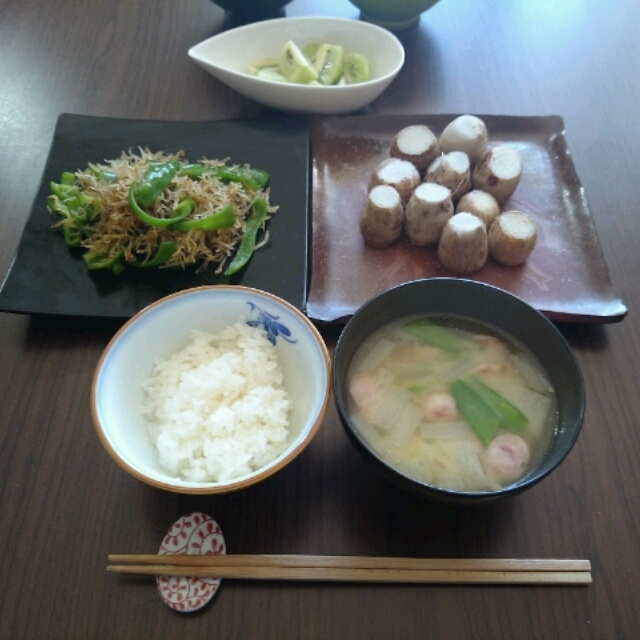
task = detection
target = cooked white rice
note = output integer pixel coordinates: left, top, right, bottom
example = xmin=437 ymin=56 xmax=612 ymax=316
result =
xmin=143 ymin=317 xmax=291 ymax=482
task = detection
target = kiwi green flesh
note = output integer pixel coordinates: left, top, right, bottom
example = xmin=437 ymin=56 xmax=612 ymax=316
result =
xmin=313 ymin=44 xmax=345 ymax=85
xmin=343 ymin=52 xmax=371 ymax=84
xmin=248 ymin=41 xmax=372 ymax=85
xmin=303 ymin=42 xmax=322 ymax=62
xmin=279 ymin=40 xmax=318 ymax=84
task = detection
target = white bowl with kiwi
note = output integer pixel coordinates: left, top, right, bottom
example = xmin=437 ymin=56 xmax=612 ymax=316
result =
xmin=188 ymin=16 xmax=405 ymax=115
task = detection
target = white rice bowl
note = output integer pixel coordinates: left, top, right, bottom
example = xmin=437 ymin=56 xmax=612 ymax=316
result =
xmin=144 ymin=319 xmax=291 ymax=483
xmin=91 ymin=286 xmax=331 ymax=494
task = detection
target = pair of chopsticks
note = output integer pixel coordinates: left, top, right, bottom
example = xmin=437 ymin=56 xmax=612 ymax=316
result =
xmin=107 ymin=554 xmax=592 ymax=585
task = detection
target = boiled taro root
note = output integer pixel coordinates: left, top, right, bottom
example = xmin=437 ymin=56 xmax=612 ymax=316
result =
xmin=404 ymin=182 xmax=454 ymax=246
xmin=456 ymin=189 xmax=500 ymax=229
xmin=359 ymin=184 xmax=404 ymax=248
xmin=425 ymin=151 xmax=472 ymax=201
xmin=438 ymin=115 xmax=489 ymax=165
xmin=369 ymin=157 xmax=420 ymax=203
xmin=389 ymin=125 xmax=439 ymax=173
xmin=488 ymin=210 xmax=538 ymax=266
xmin=471 ymin=146 xmax=523 ymax=204
xmin=438 ymin=212 xmax=488 ymax=274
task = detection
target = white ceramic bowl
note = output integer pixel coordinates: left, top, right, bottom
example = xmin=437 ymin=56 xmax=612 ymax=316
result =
xmin=91 ymin=286 xmax=331 ymax=494
xmin=188 ymin=16 xmax=405 ymax=115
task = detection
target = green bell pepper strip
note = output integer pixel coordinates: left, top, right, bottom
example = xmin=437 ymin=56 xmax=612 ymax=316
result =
xmin=69 ymin=194 xmax=99 ymax=224
xmin=88 ymin=163 xmax=117 ymax=183
xmin=82 ymin=249 xmax=125 ymax=271
xmin=64 ymin=195 xmax=81 ymax=211
xmin=47 ymin=195 xmax=70 ymax=218
xmin=49 ymin=184 xmax=99 ymax=225
xmin=178 ymin=164 xmax=207 ymax=179
xmin=450 ymin=379 xmax=500 ymax=445
xmin=50 ymin=181 xmax=78 ymax=201
xmin=133 ymin=160 xmax=182 ymax=208
xmin=171 ymin=197 xmax=196 ymax=220
xmin=173 ymin=202 xmax=235 ymax=231
xmin=61 ymin=171 xmax=76 ymax=186
xmin=132 ymin=241 xmax=177 ymax=268
xmin=111 ymin=261 xmax=126 ymax=275
xmin=215 ymin=167 xmax=269 ymax=190
xmin=178 ymin=164 xmax=270 ymax=189
xmin=83 ymin=200 xmax=100 ymax=224
xmin=128 ymin=183 xmax=190 ymax=228
xmin=403 ymin=320 xmax=464 ymax=354
xmin=63 ymin=223 xmax=83 ymax=247
xmin=463 ymin=374 xmax=528 ymax=432
xmin=224 ymin=198 xmax=268 ymax=276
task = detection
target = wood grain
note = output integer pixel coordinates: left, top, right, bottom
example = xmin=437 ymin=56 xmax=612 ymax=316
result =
xmin=107 ymin=554 xmax=592 ymax=572
xmin=108 ymin=565 xmax=592 ymax=586
xmin=107 ymin=554 xmax=592 ymax=584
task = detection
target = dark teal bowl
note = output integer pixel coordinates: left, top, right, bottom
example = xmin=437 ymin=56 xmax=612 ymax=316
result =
xmin=211 ymin=0 xmax=293 ymax=24
xmin=332 ymin=278 xmax=585 ymax=505
xmin=348 ymin=0 xmax=442 ymax=30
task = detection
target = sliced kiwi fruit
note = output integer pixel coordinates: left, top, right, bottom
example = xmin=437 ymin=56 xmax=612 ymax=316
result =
xmin=248 ymin=57 xmax=281 ymax=76
xmin=343 ymin=52 xmax=371 ymax=85
xmin=302 ymin=42 xmax=322 ymax=63
xmin=255 ymin=68 xmax=288 ymax=83
xmin=279 ymin=40 xmax=318 ymax=84
xmin=312 ymin=43 xmax=345 ymax=85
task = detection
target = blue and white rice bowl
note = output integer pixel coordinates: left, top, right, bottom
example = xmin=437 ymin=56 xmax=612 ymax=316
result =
xmin=91 ymin=286 xmax=331 ymax=494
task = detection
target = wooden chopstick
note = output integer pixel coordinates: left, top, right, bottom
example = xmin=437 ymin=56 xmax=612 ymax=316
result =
xmin=107 ymin=554 xmax=591 ymax=585
xmin=109 ymin=553 xmax=590 ymax=572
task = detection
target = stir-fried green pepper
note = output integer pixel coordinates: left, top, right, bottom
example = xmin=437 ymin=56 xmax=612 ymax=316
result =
xmin=63 ymin=223 xmax=82 ymax=247
xmin=178 ymin=164 xmax=207 ymax=179
xmin=60 ymin=171 xmax=76 ymax=186
xmin=224 ymin=198 xmax=268 ymax=276
xmin=215 ymin=167 xmax=269 ymax=190
xmin=82 ymin=249 xmax=125 ymax=272
xmin=174 ymin=202 xmax=235 ymax=231
xmin=172 ymin=197 xmax=196 ymax=219
xmin=128 ymin=184 xmax=190 ymax=228
xmin=133 ymin=160 xmax=182 ymax=208
xmin=48 ymin=176 xmax=100 ymax=242
xmin=178 ymin=164 xmax=270 ymax=190
xmin=49 ymin=156 xmax=273 ymax=276
xmin=132 ymin=241 xmax=177 ymax=268
xmin=88 ymin=163 xmax=117 ymax=183
xmin=50 ymin=182 xmax=70 ymax=197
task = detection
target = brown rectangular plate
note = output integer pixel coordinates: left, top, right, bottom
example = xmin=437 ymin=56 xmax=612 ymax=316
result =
xmin=307 ymin=114 xmax=627 ymax=324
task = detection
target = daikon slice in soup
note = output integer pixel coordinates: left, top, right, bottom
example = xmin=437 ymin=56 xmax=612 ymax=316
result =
xmin=347 ymin=314 xmax=557 ymax=492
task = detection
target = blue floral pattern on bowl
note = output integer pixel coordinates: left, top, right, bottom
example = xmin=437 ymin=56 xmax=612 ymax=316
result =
xmin=246 ymin=301 xmax=297 ymax=346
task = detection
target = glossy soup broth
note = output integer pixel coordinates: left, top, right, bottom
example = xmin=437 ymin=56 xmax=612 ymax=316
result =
xmin=347 ymin=315 xmax=557 ymax=492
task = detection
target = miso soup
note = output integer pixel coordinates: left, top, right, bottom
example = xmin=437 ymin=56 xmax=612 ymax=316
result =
xmin=347 ymin=315 xmax=557 ymax=492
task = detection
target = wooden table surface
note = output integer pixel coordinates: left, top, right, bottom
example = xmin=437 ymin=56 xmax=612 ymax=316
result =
xmin=1 ymin=0 xmax=639 ymax=637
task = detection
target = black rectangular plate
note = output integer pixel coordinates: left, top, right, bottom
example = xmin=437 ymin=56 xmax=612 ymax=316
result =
xmin=0 ymin=113 xmax=310 ymax=318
